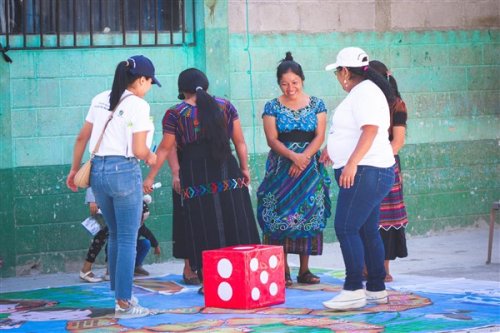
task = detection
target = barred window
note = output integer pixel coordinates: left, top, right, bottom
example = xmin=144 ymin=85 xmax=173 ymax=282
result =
xmin=0 ymin=0 xmax=195 ymax=49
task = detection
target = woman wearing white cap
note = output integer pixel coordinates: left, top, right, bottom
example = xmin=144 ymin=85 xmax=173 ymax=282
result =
xmin=67 ymin=55 xmax=160 ymax=318
xmin=320 ymin=47 xmax=396 ymax=310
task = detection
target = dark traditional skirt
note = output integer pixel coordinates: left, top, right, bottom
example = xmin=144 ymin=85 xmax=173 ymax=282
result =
xmin=172 ymin=190 xmax=187 ymax=259
xmin=379 ymin=155 xmax=408 ymax=260
xmin=177 ymin=142 xmax=261 ymax=272
xmin=380 ymin=228 xmax=408 ymax=260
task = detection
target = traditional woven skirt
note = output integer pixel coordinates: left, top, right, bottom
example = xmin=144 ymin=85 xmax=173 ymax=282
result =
xmin=380 ymin=228 xmax=408 ymax=260
xmin=177 ymin=142 xmax=261 ymax=272
xmin=262 ymin=233 xmax=323 ymax=256
xmin=257 ymin=141 xmax=331 ymax=256
xmin=172 ymin=190 xmax=187 ymax=259
xmin=379 ymin=155 xmax=408 ymax=260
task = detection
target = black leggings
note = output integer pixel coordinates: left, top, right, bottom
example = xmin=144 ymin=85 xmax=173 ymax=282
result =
xmin=85 ymin=227 xmax=109 ymax=263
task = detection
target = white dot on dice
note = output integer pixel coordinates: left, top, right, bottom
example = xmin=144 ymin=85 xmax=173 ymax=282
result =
xmin=251 ymin=287 xmax=261 ymax=301
xmin=218 ymin=281 xmax=233 ymax=301
xmin=260 ymin=270 xmax=269 ymax=284
xmin=217 ymin=258 xmax=233 ymax=278
xmin=269 ymin=282 xmax=278 ymax=296
xmin=250 ymin=258 xmax=259 ymax=271
xmin=269 ymin=255 xmax=278 ymax=269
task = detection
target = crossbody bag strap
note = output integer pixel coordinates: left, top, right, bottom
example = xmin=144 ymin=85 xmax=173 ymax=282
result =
xmin=91 ymin=94 xmax=133 ymax=156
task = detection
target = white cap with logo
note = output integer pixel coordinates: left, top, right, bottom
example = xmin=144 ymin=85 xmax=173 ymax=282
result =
xmin=325 ymin=47 xmax=369 ymax=71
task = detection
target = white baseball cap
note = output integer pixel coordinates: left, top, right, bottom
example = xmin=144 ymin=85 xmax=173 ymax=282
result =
xmin=325 ymin=47 xmax=369 ymax=71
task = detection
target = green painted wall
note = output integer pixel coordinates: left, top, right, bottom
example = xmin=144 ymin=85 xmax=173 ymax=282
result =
xmin=228 ymin=29 xmax=499 ymax=242
xmin=1 ymin=11 xmax=498 ymax=278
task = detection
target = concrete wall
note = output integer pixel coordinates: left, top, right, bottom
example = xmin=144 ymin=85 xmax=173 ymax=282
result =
xmin=228 ymin=0 xmax=499 ymax=33
xmin=0 ymin=0 xmax=498 ymax=277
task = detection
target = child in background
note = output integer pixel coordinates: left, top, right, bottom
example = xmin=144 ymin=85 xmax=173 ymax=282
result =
xmin=80 ymin=187 xmax=107 ymax=283
xmin=80 ymin=188 xmax=160 ymax=283
xmin=134 ymin=195 xmax=161 ymax=276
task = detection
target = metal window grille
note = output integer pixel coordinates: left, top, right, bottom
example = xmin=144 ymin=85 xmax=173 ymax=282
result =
xmin=0 ymin=0 xmax=195 ymax=49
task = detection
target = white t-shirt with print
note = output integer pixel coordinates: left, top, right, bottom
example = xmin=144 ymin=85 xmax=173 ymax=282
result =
xmin=86 ymin=90 xmax=154 ymax=157
xmin=327 ymin=80 xmax=395 ymax=169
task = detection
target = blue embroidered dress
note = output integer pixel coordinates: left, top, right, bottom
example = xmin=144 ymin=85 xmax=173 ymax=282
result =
xmin=257 ymin=97 xmax=331 ymax=254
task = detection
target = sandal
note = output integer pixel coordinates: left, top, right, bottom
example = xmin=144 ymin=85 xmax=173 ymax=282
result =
xmin=296 ymin=270 xmax=320 ymax=284
xmin=285 ymin=272 xmax=293 ymax=287
xmin=80 ymin=270 xmax=103 ymax=283
xmin=183 ymin=274 xmax=201 ymax=285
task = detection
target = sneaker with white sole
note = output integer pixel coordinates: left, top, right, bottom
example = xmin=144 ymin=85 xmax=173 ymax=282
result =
xmin=130 ymin=295 xmax=139 ymax=306
xmin=115 ymin=302 xmax=150 ymax=319
xmin=365 ymin=289 xmax=388 ymax=304
xmin=323 ymin=289 xmax=367 ymax=310
xmin=80 ymin=271 xmax=103 ymax=283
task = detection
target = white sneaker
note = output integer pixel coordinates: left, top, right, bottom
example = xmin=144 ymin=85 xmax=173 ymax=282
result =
xmin=323 ymin=289 xmax=367 ymax=310
xmin=365 ymin=289 xmax=388 ymax=304
xmin=115 ymin=302 xmax=150 ymax=319
xmin=130 ymin=295 xmax=139 ymax=306
xmin=80 ymin=271 xmax=103 ymax=283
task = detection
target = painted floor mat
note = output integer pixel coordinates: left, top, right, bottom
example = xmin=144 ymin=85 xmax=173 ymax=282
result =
xmin=0 ymin=270 xmax=499 ymax=332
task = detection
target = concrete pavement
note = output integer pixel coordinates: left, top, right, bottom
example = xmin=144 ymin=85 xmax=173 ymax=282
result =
xmin=1 ymin=223 xmax=499 ymax=293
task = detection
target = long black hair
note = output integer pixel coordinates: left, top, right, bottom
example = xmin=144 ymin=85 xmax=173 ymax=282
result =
xmin=177 ymin=68 xmax=231 ymax=160
xmin=109 ymin=60 xmax=141 ymax=110
xmin=369 ymin=60 xmax=401 ymax=99
xmin=276 ymin=51 xmax=305 ymax=84
xmin=343 ymin=61 xmax=395 ymax=105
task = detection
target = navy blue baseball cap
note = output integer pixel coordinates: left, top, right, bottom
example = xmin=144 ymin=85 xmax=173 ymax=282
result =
xmin=127 ymin=55 xmax=162 ymax=87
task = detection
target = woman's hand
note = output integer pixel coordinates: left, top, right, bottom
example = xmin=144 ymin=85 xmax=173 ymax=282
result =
xmin=240 ymin=167 xmax=251 ymax=186
xmin=318 ymin=147 xmax=332 ymax=166
xmin=66 ymin=169 xmax=78 ymax=192
xmin=172 ymin=174 xmax=181 ymax=194
xmin=288 ymin=164 xmax=303 ymax=178
xmin=291 ymin=152 xmax=310 ymax=171
xmin=145 ymin=151 xmax=157 ymax=167
xmin=339 ymin=162 xmax=357 ymax=189
xmin=143 ymin=177 xmax=154 ymax=194
xmin=154 ymin=246 xmax=161 ymax=256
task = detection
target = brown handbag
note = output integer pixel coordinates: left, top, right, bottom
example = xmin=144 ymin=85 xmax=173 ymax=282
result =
xmin=74 ymin=94 xmax=133 ymax=189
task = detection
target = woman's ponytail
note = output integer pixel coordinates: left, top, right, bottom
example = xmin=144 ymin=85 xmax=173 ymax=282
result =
xmin=109 ymin=59 xmax=141 ymax=110
xmin=196 ymin=88 xmax=231 ymax=160
xmin=178 ymin=68 xmax=231 ymax=160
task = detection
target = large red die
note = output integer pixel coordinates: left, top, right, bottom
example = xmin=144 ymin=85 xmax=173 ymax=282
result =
xmin=202 ymin=244 xmax=285 ymax=309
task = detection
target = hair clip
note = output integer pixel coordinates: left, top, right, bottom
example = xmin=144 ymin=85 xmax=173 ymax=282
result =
xmin=127 ymin=58 xmax=136 ymax=69
xmin=195 ymin=86 xmax=203 ymax=91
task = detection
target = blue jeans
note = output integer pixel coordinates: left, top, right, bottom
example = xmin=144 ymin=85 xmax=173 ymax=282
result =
xmin=90 ymin=156 xmax=143 ymax=301
xmin=334 ymin=165 xmax=395 ymax=292
xmin=135 ymin=238 xmax=151 ymax=267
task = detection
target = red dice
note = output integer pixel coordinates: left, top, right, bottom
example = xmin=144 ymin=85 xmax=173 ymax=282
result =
xmin=202 ymin=244 xmax=285 ymax=309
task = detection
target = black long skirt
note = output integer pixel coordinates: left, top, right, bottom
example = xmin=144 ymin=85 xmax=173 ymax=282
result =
xmin=176 ymin=142 xmax=261 ymax=273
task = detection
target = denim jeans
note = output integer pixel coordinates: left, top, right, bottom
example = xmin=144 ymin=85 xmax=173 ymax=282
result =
xmin=135 ymin=238 xmax=151 ymax=267
xmin=334 ymin=165 xmax=395 ymax=292
xmin=90 ymin=156 xmax=143 ymax=301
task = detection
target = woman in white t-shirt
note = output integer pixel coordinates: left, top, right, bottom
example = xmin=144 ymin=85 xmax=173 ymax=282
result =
xmin=66 ymin=55 xmax=159 ymax=319
xmin=319 ymin=47 xmax=396 ymax=310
